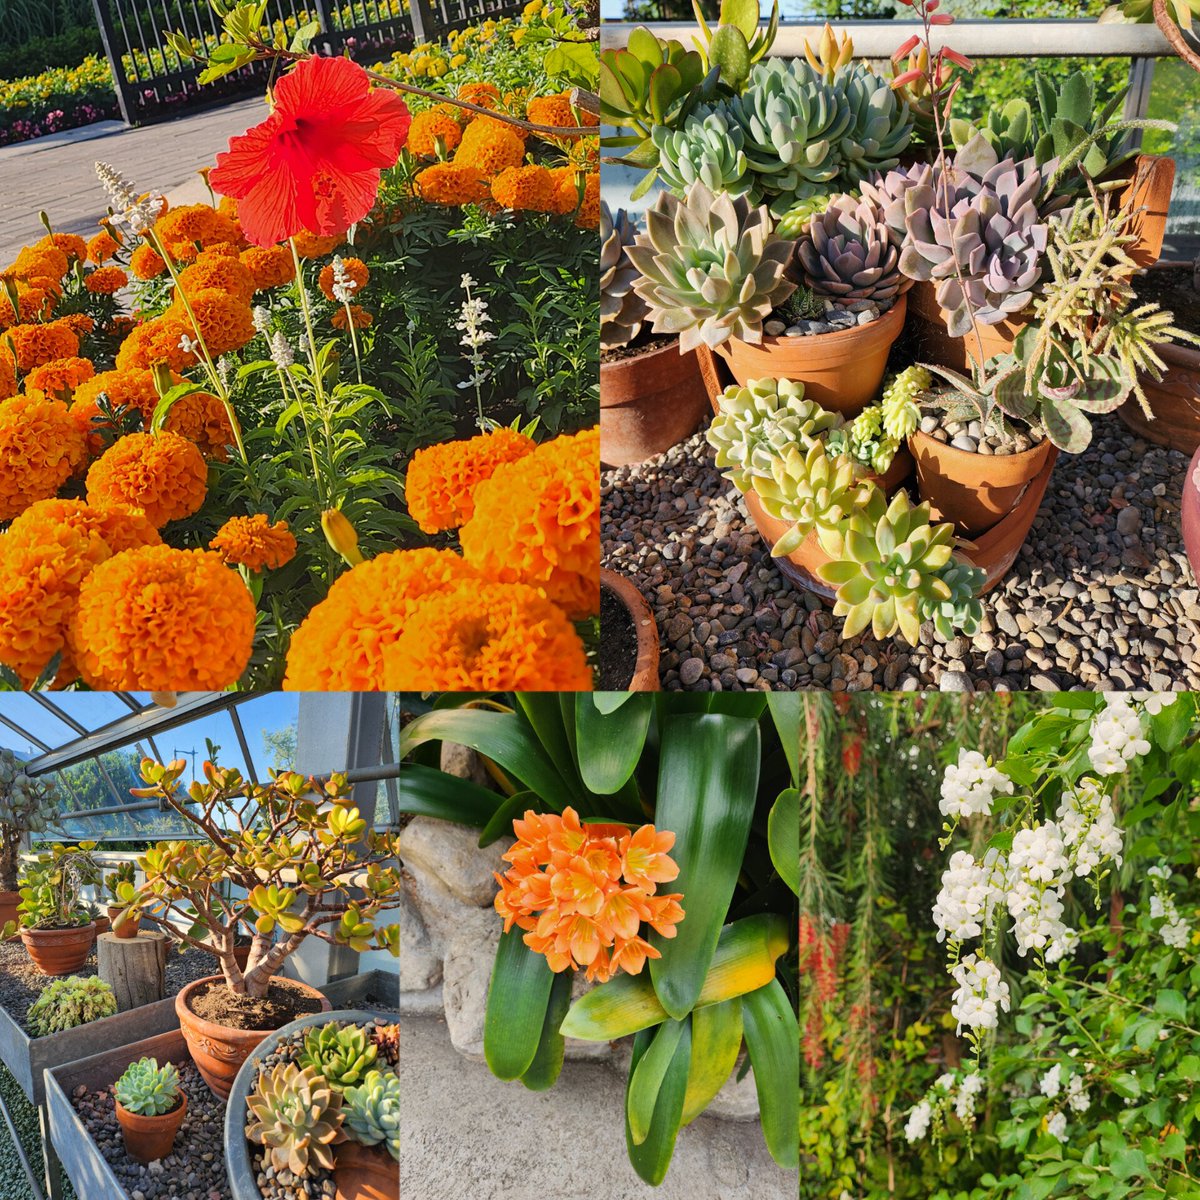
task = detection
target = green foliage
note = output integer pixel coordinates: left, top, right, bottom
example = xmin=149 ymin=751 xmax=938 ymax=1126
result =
xmin=114 ymin=1057 xmax=181 ymax=1116
xmin=298 ymin=1023 xmax=379 ymax=1089
xmin=13 ymin=843 xmax=101 ymax=932
xmin=27 ymin=976 xmax=117 ymax=1038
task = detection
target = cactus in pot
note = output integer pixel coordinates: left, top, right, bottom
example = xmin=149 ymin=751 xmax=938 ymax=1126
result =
xmin=794 ymin=192 xmax=908 ymax=305
xmin=600 ymin=202 xmax=649 ymax=350
xmin=626 ymin=180 xmax=795 ymax=352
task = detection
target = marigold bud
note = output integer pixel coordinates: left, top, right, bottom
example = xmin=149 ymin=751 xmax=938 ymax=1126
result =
xmin=322 ymin=508 xmax=364 ymax=566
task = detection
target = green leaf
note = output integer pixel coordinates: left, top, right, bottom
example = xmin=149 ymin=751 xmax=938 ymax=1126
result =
xmin=1111 ymin=1072 xmax=1141 ymax=1099
xmin=767 ymin=789 xmax=799 ymax=896
xmin=1151 ymin=698 xmax=1193 ymax=751
xmin=520 ymin=969 xmax=573 ymax=1092
xmin=742 ymin=978 xmax=799 ymax=1170
xmin=625 ymin=1019 xmax=692 ymax=1186
xmin=681 ymin=998 xmax=743 ymax=1124
xmin=150 ymin=382 xmax=212 ymax=433
xmin=649 ymin=714 xmax=760 ymax=1019
xmin=483 ymin=927 xmax=555 ymax=1080
xmin=627 ymin=1018 xmax=687 ymax=1144
xmin=514 ymin=693 xmax=582 ymax=801
xmin=1111 ymin=1149 xmax=1147 ymax=1181
xmin=398 ymin=763 xmax=504 ymax=828
xmin=1155 ymin=988 xmax=1187 ymax=1022
xmin=478 ymin=789 xmax=537 ymax=848
xmin=1176 ymin=1054 xmax=1200 ymax=1081
xmin=575 ymin=693 xmax=652 ymax=794
xmin=765 ymin=694 xmax=800 ymax=786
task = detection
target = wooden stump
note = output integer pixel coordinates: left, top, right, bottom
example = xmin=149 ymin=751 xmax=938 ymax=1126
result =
xmin=96 ymin=932 xmax=170 ymax=1012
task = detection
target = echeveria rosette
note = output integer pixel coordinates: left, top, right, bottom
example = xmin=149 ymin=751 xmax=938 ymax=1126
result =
xmin=600 ymin=201 xmax=649 ymax=350
xmin=859 ymin=162 xmax=934 ymax=247
xmin=833 ymin=59 xmax=914 ymax=186
xmin=795 ymin=192 xmax=908 ymax=305
xmin=626 ymin=181 xmax=796 ymax=353
xmin=816 ymin=488 xmax=961 ymax=646
xmin=653 ymin=111 xmax=751 ymax=199
xmin=752 ymin=441 xmax=863 ymax=557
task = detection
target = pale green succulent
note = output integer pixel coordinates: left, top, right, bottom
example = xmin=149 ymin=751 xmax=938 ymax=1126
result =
xmin=627 ymin=181 xmax=796 ymax=353
xmin=707 ymin=377 xmax=843 ymax=491
xmin=27 ymin=976 xmax=117 ymax=1038
xmin=881 ymin=365 xmax=930 ymax=441
xmin=752 ymin=441 xmax=863 ymax=557
xmin=836 ymin=405 xmax=901 ymax=476
xmin=774 ymin=194 xmax=833 ymax=241
xmin=925 ymin=561 xmax=987 ymax=642
xmin=246 ymin=1062 xmax=344 ymax=1179
xmin=114 ymin=1057 xmax=182 ymax=1117
xmin=343 ymin=1069 xmax=400 ymax=1162
xmin=298 ymin=1022 xmax=379 ymax=1090
xmin=834 ymin=60 xmax=914 ymax=186
xmin=654 ymin=111 xmax=750 ymax=198
xmin=817 ymin=488 xmax=960 ymax=645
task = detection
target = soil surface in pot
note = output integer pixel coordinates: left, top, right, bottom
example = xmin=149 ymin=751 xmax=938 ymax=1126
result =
xmin=601 ymin=330 xmax=677 ymax=365
xmin=71 ymin=1058 xmax=231 ymax=1200
xmin=187 ymin=976 xmax=326 ymax=1032
xmin=598 ymin=584 xmax=636 ymax=690
xmin=0 ymin=941 xmax=213 ymax=1036
xmin=1133 ymin=267 xmax=1200 ymax=337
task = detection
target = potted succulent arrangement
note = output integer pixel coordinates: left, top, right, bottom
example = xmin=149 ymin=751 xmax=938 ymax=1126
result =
xmin=3 ymin=843 xmax=102 ymax=976
xmin=600 ymin=202 xmax=709 ymax=467
xmin=113 ymin=1056 xmax=188 ymax=1164
xmin=103 ymin=863 xmax=141 ymax=939
xmin=0 ymin=750 xmax=62 ymax=933
xmin=125 ymin=758 xmax=402 ymax=1099
xmin=225 ymin=1010 xmax=399 ymax=1200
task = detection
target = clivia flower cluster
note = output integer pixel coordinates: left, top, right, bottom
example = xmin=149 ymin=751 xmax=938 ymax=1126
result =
xmin=493 ymin=807 xmax=685 ymax=983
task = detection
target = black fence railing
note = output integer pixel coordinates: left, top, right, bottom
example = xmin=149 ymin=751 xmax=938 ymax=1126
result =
xmin=91 ymin=0 xmax=526 ymax=125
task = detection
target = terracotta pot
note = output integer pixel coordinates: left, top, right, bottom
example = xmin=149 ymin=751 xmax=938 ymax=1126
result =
xmin=334 ymin=1141 xmax=399 ymax=1200
xmin=715 ymin=295 xmax=908 ymax=416
xmin=108 ymin=905 xmax=140 ymax=939
xmin=600 ymin=339 xmax=709 ymax=467
xmin=233 ymin=944 xmax=251 ymax=970
xmin=176 ymin=975 xmax=332 ymax=1100
xmin=1117 ymin=154 xmax=1176 ymax=269
xmin=93 ymin=915 xmax=112 ymax=937
xmin=0 ymin=890 xmax=20 ymax=936
xmin=1119 ymin=342 xmax=1200 ymax=455
xmin=908 ymin=428 xmax=1055 ymax=536
xmin=906 ymin=279 xmax=1028 ymax=374
xmin=116 ymin=1093 xmax=187 ymax=1164
xmin=1182 ymin=443 xmax=1200 ymax=582
xmin=21 ymin=922 xmax=96 ymax=976
xmin=600 ymin=568 xmax=660 ymax=691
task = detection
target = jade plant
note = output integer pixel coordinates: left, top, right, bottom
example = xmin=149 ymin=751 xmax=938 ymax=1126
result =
xmin=342 ymin=1069 xmax=400 ymax=1162
xmin=246 ymin=1062 xmax=344 ymax=1176
xmin=27 ymin=976 xmax=117 ymax=1037
xmin=690 ymin=0 xmax=779 ymax=93
xmin=600 ymin=202 xmax=649 ymax=350
xmin=115 ymin=1058 xmax=182 ymax=1116
xmin=123 ymin=758 xmax=401 ymax=998
xmin=0 ymin=751 xmax=62 ymax=893
xmin=5 ymin=842 xmax=102 ymax=933
xmin=626 ymin=180 xmax=795 ymax=352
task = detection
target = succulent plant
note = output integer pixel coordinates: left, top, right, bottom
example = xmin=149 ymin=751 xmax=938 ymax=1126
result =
xmin=371 ymin=1023 xmax=399 ymax=1067
xmin=794 ymin=192 xmax=906 ymax=305
xmin=600 ymin=202 xmax=649 ymax=350
xmin=27 ymin=976 xmax=117 ymax=1038
xmin=298 ymin=1022 xmax=379 ymax=1089
xmin=949 ymin=99 xmax=1037 ymax=164
xmin=803 ymin=22 xmax=855 ymax=82
xmin=816 ymin=488 xmax=961 ymax=645
xmin=246 ymin=1062 xmax=345 ymax=1178
xmin=777 ymin=284 xmax=825 ymax=323
xmin=834 ymin=59 xmax=914 ymax=186
xmin=859 ymin=162 xmax=934 ymax=248
xmin=752 ymin=441 xmax=864 ymax=556
xmin=627 ymin=181 xmax=796 ymax=353
xmin=881 ymin=365 xmax=930 ymax=440
xmin=691 ymin=0 xmax=779 ymax=93
xmin=836 ymin=406 xmax=901 ymax=476
xmin=898 ymin=147 xmax=1049 ymax=338
xmin=114 ymin=1057 xmax=182 ymax=1117
xmin=342 ymin=1068 xmax=400 ymax=1162
xmin=926 ymin=560 xmax=987 ymax=642
xmin=888 ymin=44 xmax=962 ymax=136
xmin=774 ymin=193 xmax=833 ymax=241
xmin=654 ymin=112 xmax=750 ymax=198
xmin=707 ymin=376 xmax=843 ymax=490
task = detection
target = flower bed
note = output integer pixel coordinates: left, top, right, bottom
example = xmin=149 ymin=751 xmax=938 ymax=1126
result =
xmin=0 ymin=56 xmax=118 ymax=147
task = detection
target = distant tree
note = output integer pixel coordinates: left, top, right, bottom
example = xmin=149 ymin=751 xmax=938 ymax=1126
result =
xmin=261 ymin=724 xmax=298 ymax=773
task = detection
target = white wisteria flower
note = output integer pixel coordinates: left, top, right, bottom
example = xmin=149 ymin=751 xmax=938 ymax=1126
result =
xmin=950 ymin=954 xmax=1010 ymax=1033
xmin=1046 ymin=1111 xmax=1068 ymax=1142
xmin=1066 ymin=1071 xmax=1091 ymax=1113
xmin=1039 ymin=1064 xmax=1062 ymax=1099
xmin=954 ymin=1072 xmax=984 ymax=1125
xmin=1087 ymin=695 xmax=1151 ymax=776
xmin=939 ymin=750 xmax=1014 ymax=820
xmin=1056 ymin=777 xmax=1123 ymax=877
xmin=904 ymin=1099 xmax=932 ymax=1143
xmin=933 ymin=848 xmax=1007 ymax=944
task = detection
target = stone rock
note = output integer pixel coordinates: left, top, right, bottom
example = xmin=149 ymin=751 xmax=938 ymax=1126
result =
xmin=939 ymin=671 xmax=974 ymax=692
xmin=439 ymin=742 xmax=492 ymax=789
xmin=679 ymin=657 xmax=705 ymax=686
xmin=1116 ymin=506 xmax=1142 ymax=535
xmin=399 ymin=817 xmax=512 ymax=908
xmin=440 ymin=913 xmax=502 ymax=1060
xmin=399 ymin=884 xmax=442 ymax=993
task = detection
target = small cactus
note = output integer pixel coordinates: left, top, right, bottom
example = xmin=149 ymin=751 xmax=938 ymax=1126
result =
xmin=245 ymin=1062 xmax=345 ymax=1178
xmin=343 ymin=1069 xmax=400 ymax=1163
xmin=114 ymin=1057 xmax=182 ymax=1117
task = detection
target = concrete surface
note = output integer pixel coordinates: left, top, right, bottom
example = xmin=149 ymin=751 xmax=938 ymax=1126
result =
xmin=0 ymin=98 xmax=263 ymax=263
xmin=400 ymin=1014 xmax=799 ymax=1200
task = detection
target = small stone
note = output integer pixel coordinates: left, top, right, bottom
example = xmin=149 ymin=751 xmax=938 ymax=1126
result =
xmin=939 ymin=671 xmax=974 ymax=692
xmin=1116 ymin=507 xmax=1141 ymax=535
xmin=679 ymin=657 xmax=705 ymax=686
xmin=764 ymin=319 xmax=786 ymax=336
xmin=950 ymin=435 xmax=978 ymax=453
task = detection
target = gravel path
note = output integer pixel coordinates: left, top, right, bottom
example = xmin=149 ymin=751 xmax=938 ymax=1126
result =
xmin=601 ymin=413 xmax=1200 ymax=692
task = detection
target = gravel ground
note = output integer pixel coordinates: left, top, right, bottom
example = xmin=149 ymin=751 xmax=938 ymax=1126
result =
xmin=0 ymin=941 xmax=214 ymax=1035
xmin=601 ymin=413 xmax=1200 ymax=692
xmin=72 ymin=1059 xmax=229 ymax=1200
xmin=0 ymin=1060 xmax=76 ymax=1200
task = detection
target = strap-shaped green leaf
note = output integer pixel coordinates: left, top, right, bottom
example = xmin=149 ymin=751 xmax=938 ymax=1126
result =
xmin=575 ymin=693 xmax=653 ymax=794
xmin=766 ymin=694 xmax=800 ymax=787
xmin=649 ymin=714 xmax=760 ymax=1019
xmin=767 ymin=789 xmax=800 ymax=897
xmin=681 ymin=998 xmax=743 ymax=1125
xmin=484 ymin=927 xmax=555 ymax=1080
xmin=515 ymin=694 xmax=582 ymax=801
xmin=742 ymin=978 xmax=800 ymax=1170
xmin=627 ymin=1017 xmax=687 ymax=1144
xmin=520 ymin=969 xmax=573 ymax=1092
xmin=625 ymin=1019 xmax=693 ymax=1185
xmin=478 ymin=789 xmax=538 ymax=848
xmin=398 ymin=762 xmax=505 ymax=828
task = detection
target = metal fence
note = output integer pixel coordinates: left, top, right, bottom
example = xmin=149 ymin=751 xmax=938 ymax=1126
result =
xmin=91 ymin=0 xmax=527 ymax=125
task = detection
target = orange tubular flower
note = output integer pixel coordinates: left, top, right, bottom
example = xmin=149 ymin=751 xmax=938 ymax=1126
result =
xmin=86 ymin=431 xmax=208 ymax=528
xmin=454 ymin=120 xmax=524 ymax=179
xmin=415 ymin=162 xmax=489 ymax=206
xmin=318 ymin=257 xmax=369 ymax=302
xmin=408 ymin=110 xmax=463 ymax=157
xmin=405 ymin=427 xmax=535 ymax=534
xmin=177 ymin=255 xmax=255 ymax=304
xmin=330 ymin=305 xmax=372 ymax=330
xmin=459 ymin=426 xmax=600 ymax=620
xmin=164 ymin=390 xmax=235 ymax=461
xmin=25 ymin=356 xmax=95 ymax=399
xmin=69 ymin=546 xmax=255 ymax=690
xmin=491 ymin=165 xmax=556 ymax=212
xmin=210 ymin=514 xmax=297 ymax=572
xmin=239 ymin=245 xmax=295 ymax=291
xmin=547 ymin=166 xmax=582 ymax=216
xmin=0 ymin=395 xmax=88 ymax=520
xmin=114 ymin=317 xmax=197 ymax=373
xmin=1 ymin=320 xmax=80 ymax=372
xmin=85 ymin=266 xmax=129 ymax=295
xmin=283 ymin=548 xmax=478 ymax=689
xmin=14 ymin=244 xmax=69 ymax=283
xmin=382 ymin=580 xmax=592 ymax=691
xmin=87 ymin=230 xmax=122 ymax=264
xmin=0 ymin=286 xmax=54 ymax=330
xmin=130 ymin=243 xmax=167 ymax=280
xmin=169 ymin=288 xmax=256 ymax=356
xmin=493 ymin=806 xmax=683 ymax=983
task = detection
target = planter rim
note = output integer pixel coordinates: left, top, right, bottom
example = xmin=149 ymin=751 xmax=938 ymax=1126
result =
xmin=907 ymin=427 xmax=1052 ymax=471
xmin=725 ymin=290 xmax=907 ymax=357
xmin=115 ymin=1092 xmax=187 ymax=1125
xmin=175 ymin=973 xmax=331 ymax=1040
xmin=600 ymin=568 xmax=660 ymax=692
xmin=599 ymin=335 xmax=683 ymax=375
xmin=223 ymin=1007 xmax=396 ymax=1200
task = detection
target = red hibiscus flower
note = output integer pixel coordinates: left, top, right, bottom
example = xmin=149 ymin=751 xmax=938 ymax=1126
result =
xmin=209 ymin=55 xmax=411 ymax=247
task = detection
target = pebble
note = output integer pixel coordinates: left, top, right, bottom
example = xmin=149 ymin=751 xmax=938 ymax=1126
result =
xmin=601 ymin=417 xmax=1200 ymax=691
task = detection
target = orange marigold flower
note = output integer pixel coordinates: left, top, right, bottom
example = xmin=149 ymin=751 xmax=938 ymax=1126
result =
xmin=169 ymin=288 xmax=255 ymax=356
xmin=71 ymin=367 xmax=162 ymax=448
xmin=405 ymin=427 xmax=535 ymax=534
xmin=0 ymin=286 xmax=54 ymax=329
xmin=13 ymin=244 xmax=68 ymax=282
xmin=283 ymin=548 xmax=477 ymax=689
xmin=527 ymin=92 xmax=598 ymax=134
xmin=547 ymin=166 xmax=583 ymax=216
xmin=25 ymin=356 xmax=95 ymax=400
xmin=130 ymin=243 xmax=166 ymax=281
xmin=318 ymin=256 xmax=369 ymax=302
xmin=239 ymin=245 xmax=295 ymax=291
xmin=69 ymin=546 xmax=255 ymax=690
xmin=330 ymin=304 xmax=372 ymax=331
xmin=63 ymin=313 xmax=95 ymax=337
xmin=415 ymin=162 xmax=489 ymax=206
xmin=114 ymin=317 xmax=197 ymax=373
xmin=40 ymin=233 xmax=88 ymax=263
xmin=87 ymin=230 xmax=122 ymax=264
xmin=1 ymin=319 xmax=79 ymax=372
xmin=292 ymin=230 xmax=345 ymax=258
xmin=383 ymin=580 xmax=592 ymax=692
xmin=458 ymin=82 xmax=501 ymax=109
xmin=0 ymin=394 xmax=88 ymax=520
xmin=155 ymin=203 xmax=241 ymax=258
xmin=493 ymin=806 xmax=683 ymax=982
xmin=0 ymin=356 xmax=15 ymax=401
xmin=460 ymin=426 xmax=600 ymax=620
xmin=576 ymin=171 xmax=600 ymax=229
xmin=210 ymin=513 xmax=296 ymax=572
xmin=455 ymin=120 xmax=524 ymax=179
xmin=7 ymin=498 xmax=160 ymax=556
xmin=164 ymin=390 xmax=235 ymax=461
xmin=408 ymin=110 xmax=463 ymax=157
xmin=491 ymin=164 xmax=556 ymax=212
xmin=86 ymin=430 xmax=207 ymax=528
xmin=177 ymin=255 xmax=255 ymax=304
xmin=218 ymin=195 xmax=239 ymax=221
xmin=85 ymin=266 xmax=129 ymax=295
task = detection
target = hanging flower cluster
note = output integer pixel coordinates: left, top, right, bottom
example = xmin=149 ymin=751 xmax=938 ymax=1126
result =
xmin=493 ymin=807 xmax=685 ymax=983
xmin=1147 ymin=863 xmax=1193 ymax=949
